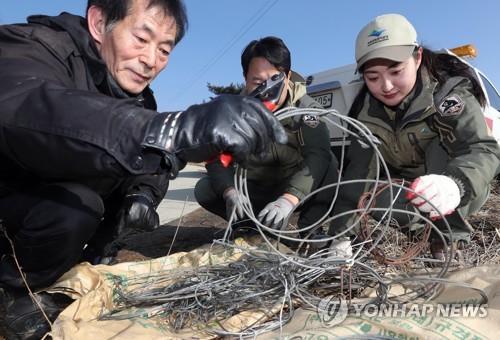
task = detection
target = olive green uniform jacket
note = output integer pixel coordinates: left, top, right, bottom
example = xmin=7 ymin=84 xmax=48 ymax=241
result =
xmin=330 ymin=66 xmax=500 ymax=237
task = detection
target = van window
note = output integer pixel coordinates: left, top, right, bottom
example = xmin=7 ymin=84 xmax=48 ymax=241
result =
xmin=480 ymin=74 xmax=500 ymax=110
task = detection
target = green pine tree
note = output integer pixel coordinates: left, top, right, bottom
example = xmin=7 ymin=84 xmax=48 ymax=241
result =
xmin=207 ymin=82 xmax=244 ymax=99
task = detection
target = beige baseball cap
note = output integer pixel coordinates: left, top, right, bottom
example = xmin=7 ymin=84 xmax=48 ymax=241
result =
xmin=355 ymin=14 xmax=418 ymax=70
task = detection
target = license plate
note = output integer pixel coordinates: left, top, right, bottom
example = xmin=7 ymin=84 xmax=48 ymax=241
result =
xmin=311 ymin=93 xmax=332 ymax=108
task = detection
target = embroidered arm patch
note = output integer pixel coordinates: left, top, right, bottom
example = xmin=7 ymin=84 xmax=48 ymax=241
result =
xmin=438 ymin=95 xmax=465 ymax=116
xmin=302 ymin=114 xmax=319 ymax=128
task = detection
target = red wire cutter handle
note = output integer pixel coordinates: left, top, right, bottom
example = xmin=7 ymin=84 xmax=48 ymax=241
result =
xmin=219 ymin=153 xmax=233 ymax=168
xmin=217 ymin=73 xmax=284 ymax=168
xmin=218 ymin=100 xmax=276 ymax=168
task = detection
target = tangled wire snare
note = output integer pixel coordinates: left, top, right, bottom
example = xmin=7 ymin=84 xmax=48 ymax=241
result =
xmin=99 ymin=245 xmax=389 ymax=336
xmin=358 ymin=180 xmax=432 ymax=266
xmin=227 ymin=106 xmax=392 ymax=262
xmin=99 ymin=106 xmax=470 ymax=336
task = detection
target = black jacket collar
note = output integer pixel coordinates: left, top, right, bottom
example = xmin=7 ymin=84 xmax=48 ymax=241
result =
xmin=27 ymin=12 xmax=157 ymax=110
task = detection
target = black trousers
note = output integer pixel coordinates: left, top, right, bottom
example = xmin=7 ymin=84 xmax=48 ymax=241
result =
xmin=194 ymin=159 xmax=339 ymax=231
xmin=0 ymin=183 xmax=104 ymax=290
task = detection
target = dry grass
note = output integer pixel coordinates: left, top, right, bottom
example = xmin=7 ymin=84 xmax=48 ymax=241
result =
xmin=463 ymin=180 xmax=500 ymax=266
xmin=112 ymin=181 xmax=500 ymax=269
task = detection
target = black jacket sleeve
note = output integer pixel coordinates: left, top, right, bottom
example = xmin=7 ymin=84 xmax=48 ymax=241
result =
xmin=119 ymin=174 xmax=170 ymax=208
xmin=0 ymin=27 xmax=166 ymax=180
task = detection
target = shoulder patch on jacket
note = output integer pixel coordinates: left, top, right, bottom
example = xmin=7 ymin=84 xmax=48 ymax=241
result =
xmin=438 ymin=95 xmax=465 ymax=116
xmin=302 ymin=114 xmax=319 ymax=128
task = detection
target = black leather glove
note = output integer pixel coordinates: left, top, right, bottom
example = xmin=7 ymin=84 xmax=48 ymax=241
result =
xmin=114 ymin=194 xmax=160 ymax=237
xmin=142 ymin=94 xmax=287 ymax=177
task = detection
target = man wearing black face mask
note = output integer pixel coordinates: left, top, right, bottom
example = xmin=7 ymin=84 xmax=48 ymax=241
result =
xmin=195 ymin=36 xmax=338 ymax=234
xmin=0 ymin=1 xmax=286 ymax=338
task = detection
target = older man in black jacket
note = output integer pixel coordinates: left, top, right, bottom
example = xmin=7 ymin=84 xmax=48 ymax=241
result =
xmin=0 ymin=0 xmax=286 ymax=338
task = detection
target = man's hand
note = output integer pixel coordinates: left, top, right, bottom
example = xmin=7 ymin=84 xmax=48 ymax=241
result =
xmin=258 ymin=195 xmax=297 ymax=229
xmin=223 ymin=187 xmax=247 ymax=220
xmin=406 ymin=174 xmax=461 ymax=220
xmin=114 ymin=194 xmax=159 ymax=237
xmin=142 ymin=95 xmax=287 ymax=176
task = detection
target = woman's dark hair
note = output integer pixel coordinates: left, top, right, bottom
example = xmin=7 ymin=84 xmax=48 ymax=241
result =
xmin=86 ymin=0 xmax=188 ymax=44
xmin=241 ymin=36 xmax=291 ymax=77
xmin=420 ymin=47 xmax=486 ymax=107
xmin=349 ymin=46 xmax=486 ymax=118
xmin=348 ymin=83 xmax=368 ymax=119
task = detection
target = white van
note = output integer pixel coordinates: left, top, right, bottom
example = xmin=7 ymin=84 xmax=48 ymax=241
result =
xmin=305 ymin=45 xmax=500 ymax=149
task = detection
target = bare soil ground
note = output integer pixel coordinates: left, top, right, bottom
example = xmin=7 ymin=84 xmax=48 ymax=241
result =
xmin=1 ymin=185 xmax=498 ymax=340
xmin=115 ymin=181 xmax=500 ymax=266
xmin=114 ymin=207 xmax=228 ymax=262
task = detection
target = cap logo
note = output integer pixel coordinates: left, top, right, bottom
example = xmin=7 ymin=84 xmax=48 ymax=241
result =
xmin=367 ymin=34 xmax=389 ymax=47
xmin=368 ymin=29 xmax=385 ymax=37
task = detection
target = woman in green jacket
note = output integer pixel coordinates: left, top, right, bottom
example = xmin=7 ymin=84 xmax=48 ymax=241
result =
xmin=329 ymin=14 xmax=500 ymax=259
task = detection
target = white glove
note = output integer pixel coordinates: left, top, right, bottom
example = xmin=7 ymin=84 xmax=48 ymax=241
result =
xmin=258 ymin=196 xmax=296 ymax=229
xmin=223 ymin=187 xmax=246 ymax=220
xmin=329 ymin=238 xmax=353 ymax=258
xmin=406 ymin=174 xmax=461 ymax=220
